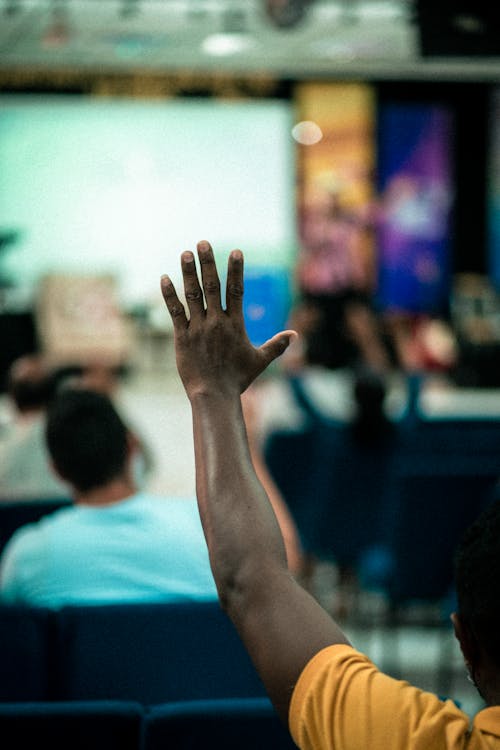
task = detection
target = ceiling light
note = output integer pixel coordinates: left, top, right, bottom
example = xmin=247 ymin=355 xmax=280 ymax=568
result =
xmin=358 ymin=1 xmax=408 ymax=21
xmin=202 ymin=33 xmax=255 ymax=56
xmin=292 ymin=121 xmax=323 ymax=145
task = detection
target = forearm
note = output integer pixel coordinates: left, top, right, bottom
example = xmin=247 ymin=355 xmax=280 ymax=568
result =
xmin=190 ymin=390 xmax=289 ymax=611
xmin=190 ymin=389 xmax=350 ymax=723
xmin=162 ymin=244 xmax=351 ymax=725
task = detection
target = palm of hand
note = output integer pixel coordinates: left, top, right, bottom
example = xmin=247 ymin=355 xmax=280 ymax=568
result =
xmin=161 ymin=241 xmax=295 ymax=398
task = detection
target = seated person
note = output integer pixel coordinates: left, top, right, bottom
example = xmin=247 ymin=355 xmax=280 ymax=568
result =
xmin=0 ymin=354 xmax=70 ymax=501
xmin=58 ymin=359 xmax=154 ymax=490
xmin=160 ymin=240 xmax=500 ymax=750
xmin=0 ymin=386 xmax=217 ymax=608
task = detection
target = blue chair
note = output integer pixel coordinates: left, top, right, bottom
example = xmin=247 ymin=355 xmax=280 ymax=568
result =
xmin=53 ymin=600 xmax=266 ymax=704
xmin=264 ymin=375 xmax=396 ymax=567
xmin=0 ymin=700 xmax=143 ymax=750
xmin=357 ymin=413 xmax=500 ymax=696
xmin=362 ymin=411 xmax=500 ymax=604
xmin=143 ymin=697 xmax=296 ymax=750
xmin=0 ymin=605 xmax=53 ymax=701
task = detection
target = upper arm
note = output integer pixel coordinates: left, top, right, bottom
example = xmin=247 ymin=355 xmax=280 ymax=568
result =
xmin=224 ymin=568 xmax=350 ymax=725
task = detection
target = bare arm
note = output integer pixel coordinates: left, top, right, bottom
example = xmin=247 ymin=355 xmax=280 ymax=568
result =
xmin=241 ymin=387 xmax=304 ymax=577
xmin=161 ymin=241 xmax=350 ymax=724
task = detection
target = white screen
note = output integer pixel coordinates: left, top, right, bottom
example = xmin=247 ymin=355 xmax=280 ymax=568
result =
xmin=0 ymin=96 xmax=296 ymax=307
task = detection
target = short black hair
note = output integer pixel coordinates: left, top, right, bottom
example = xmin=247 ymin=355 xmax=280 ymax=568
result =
xmin=7 ymin=355 xmax=56 ymax=412
xmin=454 ymin=498 xmax=500 ymax=666
xmin=45 ymin=387 xmax=129 ymax=493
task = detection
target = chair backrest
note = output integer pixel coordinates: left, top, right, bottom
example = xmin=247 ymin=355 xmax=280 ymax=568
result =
xmin=394 ymin=417 xmax=500 ymax=477
xmin=264 ymin=424 xmax=320 ymax=555
xmin=0 ymin=498 xmax=72 ymax=557
xmin=364 ymin=416 xmax=500 ymax=606
xmin=0 ymin=605 xmax=53 ymax=702
xmin=143 ymin=698 xmax=296 ymax=750
xmin=0 ymin=700 xmax=143 ymax=750
xmin=382 ymin=474 xmax=497 ymax=605
xmin=53 ymin=600 xmax=266 ymax=704
xmin=263 ymin=374 xmax=396 ymax=565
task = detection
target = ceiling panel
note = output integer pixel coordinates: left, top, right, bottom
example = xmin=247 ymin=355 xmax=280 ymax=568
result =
xmin=0 ymin=0 xmax=499 ymax=80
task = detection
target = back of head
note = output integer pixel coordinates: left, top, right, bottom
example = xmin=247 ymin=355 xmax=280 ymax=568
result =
xmin=455 ymin=499 xmax=500 ymax=667
xmin=352 ymin=369 xmax=392 ymax=446
xmin=7 ymin=354 xmax=56 ymax=414
xmin=45 ymin=387 xmax=129 ymax=493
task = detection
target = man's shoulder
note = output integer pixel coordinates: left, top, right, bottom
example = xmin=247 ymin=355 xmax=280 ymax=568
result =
xmin=2 ymin=503 xmax=75 ymax=553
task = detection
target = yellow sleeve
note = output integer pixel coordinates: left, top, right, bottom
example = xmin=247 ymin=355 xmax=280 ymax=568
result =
xmin=289 ymin=644 xmax=471 ymax=750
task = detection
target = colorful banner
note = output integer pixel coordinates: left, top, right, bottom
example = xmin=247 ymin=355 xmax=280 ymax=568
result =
xmin=376 ymin=104 xmax=454 ymax=314
xmin=293 ymin=83 xmax=376 ymax=298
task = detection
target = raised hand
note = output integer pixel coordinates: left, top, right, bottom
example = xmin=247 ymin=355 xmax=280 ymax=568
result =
xmin=160 ymin=240 xmax=296 ymax=400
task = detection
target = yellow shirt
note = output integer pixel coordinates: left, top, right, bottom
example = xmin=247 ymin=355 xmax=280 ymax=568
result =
xmin=289 ymin=645 xmax=500 ymax=750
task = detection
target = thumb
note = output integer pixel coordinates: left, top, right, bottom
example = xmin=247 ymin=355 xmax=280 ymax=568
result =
xmin=259 ymin=330 xmax=298 ymax=367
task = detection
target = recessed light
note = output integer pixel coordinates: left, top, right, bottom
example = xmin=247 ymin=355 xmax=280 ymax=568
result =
xmin=202 ymin=33 xmax=255 ymax=56
xmin=291 ymin=121 xmax=323 ymax=145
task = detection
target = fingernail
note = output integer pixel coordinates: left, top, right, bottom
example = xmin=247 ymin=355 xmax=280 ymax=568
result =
xmin=198 ymin=241 xmax=210 ymax=252
xmin=231 ymin=250 xmax=243 ymax=261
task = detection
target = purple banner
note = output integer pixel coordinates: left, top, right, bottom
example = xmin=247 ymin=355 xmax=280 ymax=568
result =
xmin=376 ymin=104 xmax=454 ymax=314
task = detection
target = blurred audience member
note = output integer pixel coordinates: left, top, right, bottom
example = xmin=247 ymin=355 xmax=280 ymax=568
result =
xmin=0 ymin=387 xmax=217 ymax=608
xmin=351 ymin=368 xmax=395 ymax=448
xmin=0 ymin=354 xmax=70 ymax=501
xmin=385 ymin=312 xmax=458 ymax=375
xmin=62 ymin=360 xmax=154 ymax=489
xmin=248 ymin=298 xmax=405 ymax=454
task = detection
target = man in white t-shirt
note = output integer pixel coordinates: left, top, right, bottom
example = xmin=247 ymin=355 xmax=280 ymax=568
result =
xmin=0 ymin=387 xmax=217 ymax=608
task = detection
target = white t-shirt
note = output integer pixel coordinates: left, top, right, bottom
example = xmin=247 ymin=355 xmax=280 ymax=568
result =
xmin=0 ymin=493 xmax=217 ymax=608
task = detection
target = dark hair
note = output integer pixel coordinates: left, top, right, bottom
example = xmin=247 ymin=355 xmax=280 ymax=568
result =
xmin=352 ymin=370 xmax=393 ymax=447
xmin=7 ymin=355 xmax=57 ymax=412
xmin=45 ymin=387 xmax=129 ymax=493
xmin=454 ymin=499 xmax=500 ymax=666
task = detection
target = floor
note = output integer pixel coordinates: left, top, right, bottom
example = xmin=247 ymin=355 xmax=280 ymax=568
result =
xmin=116 ymin=342 xmax=486 ymax=721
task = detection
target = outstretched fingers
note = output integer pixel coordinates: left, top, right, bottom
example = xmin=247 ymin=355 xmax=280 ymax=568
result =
xmin=259 ymin=330 xmax=298 ymax=368
xmin=197 ymin=240 xmax=222 ymax=315
xmin=160 ymin=275 xmax=188 ymax=330
xmin=226 ymin=249 xmax=244 ymax=318
xmin=181 ymin=251 xmax=205 ymax=320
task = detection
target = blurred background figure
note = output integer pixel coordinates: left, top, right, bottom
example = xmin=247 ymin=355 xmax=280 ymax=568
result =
xmin=59 ymin=360 xmax=155 ymax=491
xmin=0 ymin=354 xmax=70 ymax=501
xmin=0 ymin=387 xmax=217 ymax=608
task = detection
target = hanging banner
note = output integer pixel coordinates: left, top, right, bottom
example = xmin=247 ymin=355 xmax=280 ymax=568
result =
xmin=376 ymin=104 xmax=454 ymax=314
xmin=294 ymin=82 xmax=376 ymax=299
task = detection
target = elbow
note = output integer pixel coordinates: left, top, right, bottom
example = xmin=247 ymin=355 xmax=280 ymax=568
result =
xmin=211 ymin=565 xmax=245 ymax=617
xmin=212 ymin=555 xmax=289 ymax=625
